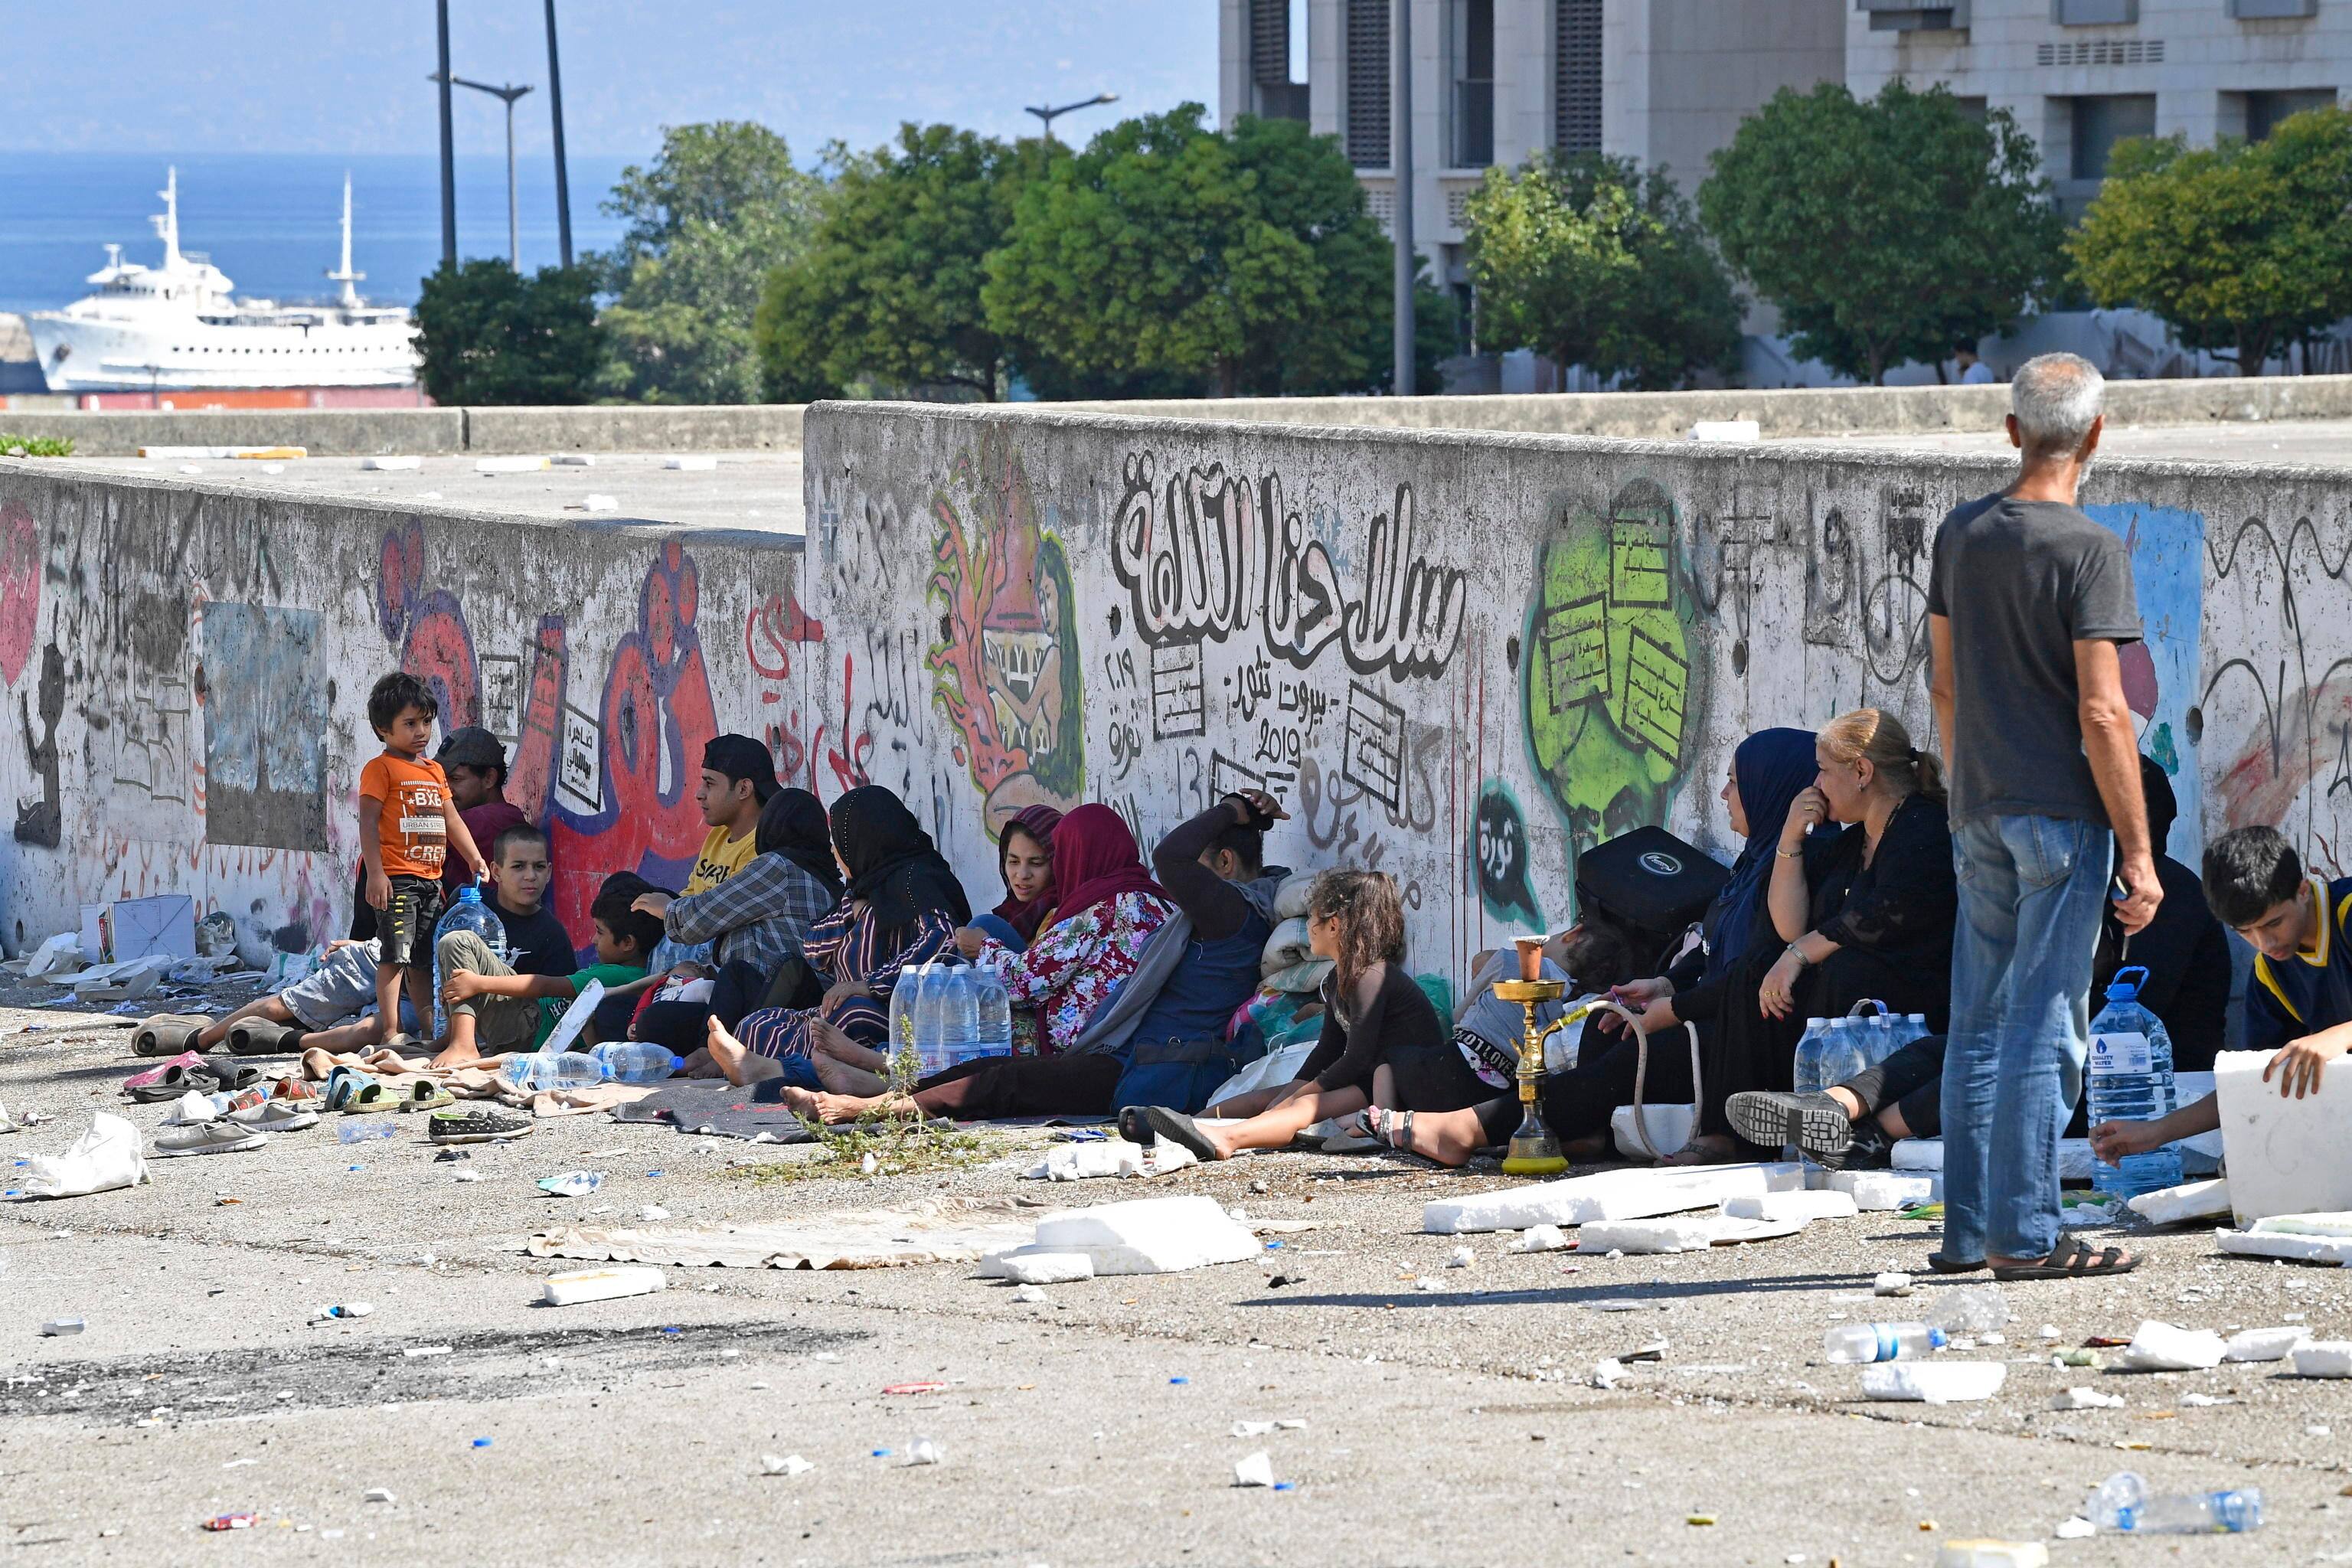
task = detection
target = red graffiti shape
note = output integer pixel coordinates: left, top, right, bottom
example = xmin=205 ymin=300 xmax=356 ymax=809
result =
xmin=0 ymin=501 xmax=39 ymax=687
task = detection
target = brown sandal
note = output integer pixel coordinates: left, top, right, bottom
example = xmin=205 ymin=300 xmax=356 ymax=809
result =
xmin=1990 ymin=1236 xmax=2138 ymax=1281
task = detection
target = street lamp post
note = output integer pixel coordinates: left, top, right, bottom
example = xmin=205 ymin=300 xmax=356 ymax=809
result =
xmin=429 ymin=74 xmax=536 ymax=269
xmin=435 ymin=0 xmax=456 ymax=270
xmin=1024 ymin=92 xmax=1119 ymax=143
xmin=544 ymin=0 xmax=573 ymax=268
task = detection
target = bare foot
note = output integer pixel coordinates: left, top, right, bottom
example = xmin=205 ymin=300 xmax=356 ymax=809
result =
xmin=706 ymin=1015 xmax=783 ymax=1089
xmin=813 ymin=1053 xmax=887 ymax=1096
xmin=676 ymin=1047 xmax=724 ymax=1079
xmin=1661 ymin=1133 xmax=1739 ymax=1166
xmin=763 ymin=1081 xmax=822 ymax=1118
xmin=1387 ymin=1106 xmax=1485 ymax=1168
xmin=812 ymin=1090 xmax=897 ymax=1125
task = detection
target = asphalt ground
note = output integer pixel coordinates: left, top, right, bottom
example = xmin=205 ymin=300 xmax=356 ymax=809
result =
xmin=5 ymin=973 xmax=2349 ymax=1566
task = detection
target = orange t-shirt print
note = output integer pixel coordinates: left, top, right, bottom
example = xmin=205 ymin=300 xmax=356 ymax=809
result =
xmin=359 ymin=753 xmax=449 ymax=879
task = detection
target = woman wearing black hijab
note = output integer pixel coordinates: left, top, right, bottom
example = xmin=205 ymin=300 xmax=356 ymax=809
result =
xmin=702 ymin=786 xmax=970 ymax=1087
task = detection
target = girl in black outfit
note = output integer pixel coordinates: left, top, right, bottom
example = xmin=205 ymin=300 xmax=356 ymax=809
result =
xmin=1672 ymin=707 xmax=1957 ymax=1163
xmin=1138 ymin=870 xmax=1442 ymax=1161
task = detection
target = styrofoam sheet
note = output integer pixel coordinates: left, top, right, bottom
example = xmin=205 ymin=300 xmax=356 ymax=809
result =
xmin=2216 ymin=1048 xmax=2352 ymax=1223
xmin=1892 ymin=1138 xmax=2097 ymax=1181
xmin=1030 ymin=1195 xmax=1260 ymax=1274
xmin=1421 ymin=1161 xmax=1805 ymax=1234
xmin=2216 ymin=1227 xmax=2352 ymax=1266
xmin=2125 ymin=1178 xmax=2231 ymax=1226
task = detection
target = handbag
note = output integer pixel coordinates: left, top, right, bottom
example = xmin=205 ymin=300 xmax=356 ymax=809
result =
xmin=1610 ymin=1020 xmax=1705 ymax=1161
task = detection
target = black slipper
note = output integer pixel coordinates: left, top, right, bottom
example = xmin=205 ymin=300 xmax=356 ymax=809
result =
xmin=1926 ymin=1253 xmax=1987 ymax=1274
xmin=1138 ymin=1105 xmax=1223 ymax=1162
xmin=1991 ymin=1236 xmax=2138 ymax=1281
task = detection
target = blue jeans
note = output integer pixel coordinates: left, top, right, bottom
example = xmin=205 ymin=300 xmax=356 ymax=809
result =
xmin=1940 ymin=813 xmax=2112 ymax=1263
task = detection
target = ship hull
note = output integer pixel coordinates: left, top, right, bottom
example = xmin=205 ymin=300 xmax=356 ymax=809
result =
xmin=25 ymin=312 xmax=420 ymax=392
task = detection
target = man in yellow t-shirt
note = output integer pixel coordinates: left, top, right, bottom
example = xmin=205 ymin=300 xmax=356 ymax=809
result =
xmin=635 ymin=735 xmax=780 ymax=972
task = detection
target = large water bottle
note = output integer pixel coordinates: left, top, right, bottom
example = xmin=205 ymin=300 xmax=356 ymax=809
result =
xmin=906 ymin=962 xmax=954 ymax=1079
xmin=2086 ymin=965 xmax=2180 ymax=1198
xmin=2089 ymin=1472 xmax=2262 ymax=1534
xmin=590 ymin=1041 xmax=684 ymax=1086
xmin=431 ymin=884 xmax=505 ymax=1037
xmin=1822 ymin=1322 xmax=1949 ymax=1364
xmin=1815 ymin=1018 xmax=1871 ymax=1089
xmin=887 ymin=964 xmax=923 ymax=1080
xmin=1791 ymin=1018 xmax=1834 ymax=1093
xmin=502 ymin=1052 xmax=603 ymax=1093
xmin=970 ymin=967 xmax=1012 ymax=1060
xmin=938 ymin=963 xmax=983 ymax=1067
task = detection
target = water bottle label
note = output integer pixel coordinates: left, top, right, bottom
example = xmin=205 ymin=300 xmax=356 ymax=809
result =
xmin=1873 ymin=1324 xmax=1898 ymax=1362
xmin=2090 ymin=1031 xmax=2152 ymax=1075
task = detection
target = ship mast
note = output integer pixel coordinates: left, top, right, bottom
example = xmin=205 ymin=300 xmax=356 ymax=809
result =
xmin=151 ymin=168 xmax=183 ymax=270
xmin=325 ymin=172 xmax=365 ymax=310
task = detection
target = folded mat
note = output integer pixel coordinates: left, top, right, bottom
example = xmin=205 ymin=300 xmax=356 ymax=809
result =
xmin=613 ymin=1080 xmax=816 ymax=1141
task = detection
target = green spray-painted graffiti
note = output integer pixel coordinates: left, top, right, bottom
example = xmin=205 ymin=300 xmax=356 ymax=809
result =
xmin=1521 ymin=479 xmax=1706 ymax=856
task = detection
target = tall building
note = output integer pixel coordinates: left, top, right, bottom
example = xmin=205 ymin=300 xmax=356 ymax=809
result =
xmin=1219 ymin=1 xmax=1846 ymax=332
xmin=1851 ymin=1 xmax=2347 ymax=212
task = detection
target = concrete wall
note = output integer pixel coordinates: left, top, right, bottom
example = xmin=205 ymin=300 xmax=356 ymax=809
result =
xmin=0 ymin=464 xmax=815 ymax=964
xmin=803 ymin=403 xmax=2350 ymax=985
xmin=8 ymin=374 xmax=2351 ymax=459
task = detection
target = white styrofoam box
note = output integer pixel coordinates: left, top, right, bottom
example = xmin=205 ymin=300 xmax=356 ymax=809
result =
xmin=1892 ymin=1138 xmax=2096 ymax=1181
xmin=1860 ymin=1362 xmax=2006 ymax=1403
xmin=1576 ymin=1218 xmax=1717 ymax=1255
xmin=2120 ymin=1320 xmax=2226 ymax=1371
xmin=2216 ymin=1047 xmax=2352 ymax=1223
xmin=2291 ymin=1341 xmax=2352 ymax=1378
xmin=1824 ymin=1170 xmax=1939 ymax=1210
xmin=361 ymin=455 xmax=422 ymax=470
xmin=1421 ymin=1162 xmax=1805 ymax=1234
xmin=2216 ymin=1227 xmax=2352 ymax=1266
xmin=1029 ymin=1196 xmax=1259 ymax=1275
xmin=2223 ymin=1326 xmax=2311 ymax=1363
xmin=1000 ymin=1252 xmax=1096 ymax=1285
xmin=2125 ymin=1178 xmax=2232 ymax=1226
xmin=1722 ymin=1190 xmax=1859 ymax=1223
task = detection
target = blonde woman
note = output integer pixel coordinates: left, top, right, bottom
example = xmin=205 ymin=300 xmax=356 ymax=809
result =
xmin=1671 ymin=708 xmax=1958 ymax=1164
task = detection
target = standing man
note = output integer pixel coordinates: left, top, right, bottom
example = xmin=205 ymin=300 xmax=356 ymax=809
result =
xmin=1954 ymin=345 xmax=1997 ymax=385
xmin=1926 ymin=351 xmax=2158 ymax=1281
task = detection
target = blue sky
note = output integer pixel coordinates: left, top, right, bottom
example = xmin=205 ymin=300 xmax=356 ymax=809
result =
xmin=3 ymin=2 xmax=1220 ymax=161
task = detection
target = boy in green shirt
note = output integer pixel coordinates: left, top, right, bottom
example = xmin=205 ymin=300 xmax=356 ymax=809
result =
xmin=436 ymin=885 xmax=666 ymax=1063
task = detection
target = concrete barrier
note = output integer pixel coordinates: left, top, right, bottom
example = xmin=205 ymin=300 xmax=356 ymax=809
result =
xmin=1 ymin=400 xmax=2347 ymax=979
xmin=4 ymin=371 xmax=2349 ymax=458
xmin=0 ymin=465 xmax=812 ymax=964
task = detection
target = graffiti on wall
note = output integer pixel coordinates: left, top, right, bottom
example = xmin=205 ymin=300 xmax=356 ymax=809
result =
xmin=2086 ymin=503 xmax=2204 ymax=865
xmin=202 ymin=603 xmax=328 ymax=851
xmin=13 ymin=639 xmax=62 ymax=848
xmin=1472 ymin=777 xmax=1542 ymax=929
xmin=0 ymin=501 xmax=39 ymax=689
xmin=928 ymin=431 xmax=1086 ymax=830
xmin=377 ymin=519 xmax=479 ymax=730
xmin=1522 ymin=479 xmax=1705 ymax=854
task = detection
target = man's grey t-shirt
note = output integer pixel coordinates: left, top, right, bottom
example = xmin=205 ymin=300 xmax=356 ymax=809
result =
xmin=1926 ymin=495 xmax=2141 ymax=828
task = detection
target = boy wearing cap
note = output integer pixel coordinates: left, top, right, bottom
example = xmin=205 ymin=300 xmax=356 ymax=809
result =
xmin=639 ymin=735 xmax=778 ymax=973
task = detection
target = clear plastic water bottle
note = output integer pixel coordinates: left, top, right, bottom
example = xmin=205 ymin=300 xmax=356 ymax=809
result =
xmin=1822 ymin=1321 xmax=1949 ymax=1364
xmin=1815 ymin=1018 xmax=1871 ymax=1088
xmin=906 ymin=962 xmax=954 ymax=1079
xmin=337 ymin=1120 xmax=397 ymax=1145
xmin=1792 ymin=1018 xmax=1834 ymax=1093
xmin=2086 ymin=965 xmax=2180 ymax=1199
xmin=431 ymin=884 xmax=505 ymax=1037
xmin=590 ymin=1041 xmax=684 ymax=1086
xmin=971 ymin=968 xmax=1012 ymax=1059
xmin=2089 ymin=1472 xmax=2262 ymax=1534
xmin=887 ymin=964 xmax=924 ymax=1080
xmin=935 ymin=963 xmax=982 ymax=1067
xmin=502 ymin=1052 xmax=604 ymax=1093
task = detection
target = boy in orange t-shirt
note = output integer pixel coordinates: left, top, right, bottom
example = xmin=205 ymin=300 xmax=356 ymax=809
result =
xmin=358 ymin=672 xmax=486 ymax=1046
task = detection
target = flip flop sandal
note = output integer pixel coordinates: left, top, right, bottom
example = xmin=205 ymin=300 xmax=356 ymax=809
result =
xmin=325 ymin=1067 xmax=372 ymax=1112
xmin=343 ymin=1080 xmax=399 ymax=1114
xmin=1135 ymin=1105 xmax=1223 ymax=1162
xmin=426 ymin=1106 xmax=534 ymax=1144
xmin=132 ymin=1014 xmax=211 ymax=1057
xmin=1991 ymin=1237 xmax=2138 ymax=1282
xmin=270 ymin=1077 xmax=324 ymax=1103
xmin=227 ymin=1021 xmax=304 ymax=1056
xmin=124 ymin=1059 xmax=208 ymax=1102
xmin=191 ymin=1061 xmax=261 ymax=1093
xmin=400 ymin=1081 xmax=456 ymax=1112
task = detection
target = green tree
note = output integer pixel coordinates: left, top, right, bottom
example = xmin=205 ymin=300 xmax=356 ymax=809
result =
xmin=1700 ymin=81 xmax=2062 ymax=384
xmin=982 ymin=106 xmax=1403 ymax=398
xmin=2069 ymin=106 xmax=2352 ymax=374
xmin=1465 ymin=152 xmax=1740 ymax=390
xmin=754 ymin=124 xmax=1055 ymax=402
xmin=595 ymin=122 xmax=821 ymax=403
xmin=411 ymin=259 xmax=604 ymax=406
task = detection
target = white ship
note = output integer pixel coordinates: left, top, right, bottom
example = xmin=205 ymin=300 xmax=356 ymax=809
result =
xmin=26 ymin=168 xmax=420 ymax=393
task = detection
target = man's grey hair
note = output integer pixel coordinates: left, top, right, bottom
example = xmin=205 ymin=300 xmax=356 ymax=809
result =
xmin=2010 ymin=351 xmax=2105 ymax=461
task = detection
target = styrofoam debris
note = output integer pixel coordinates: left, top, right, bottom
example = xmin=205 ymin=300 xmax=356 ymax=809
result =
xmin=1446 ymin=1245 xmax=1475 ymax=1269
xmin=473 ymin=455 xmax=550 ymax=473
xmin=903 ymin=1438 xmax=944 ymax=1467
xmin=2052 ymin=1517 xmax=2096 ymax=1540
xmin=18 ymin=1112 xmax=150 ymax=1198
xmin=1689 ymin=419 xmax=1760 ymax=443
xmin=1590 ymin=1357 xmax=1626 ymax=1389
xmin=2178 ymin=1392 xmax=2237 ymax=1406
xmin=1011 ymin=1285 xmax=1049 ymax=1304
xmin=2223 ymin=1325 xmax=2312 ymax=1363
xmin=1232 ymin=1452 xmax=1275 ymax=1488
xmin=1873 ymin=1272 xmax=1916 ymax=1297
xmin=1821 ymin=1170 xmax=1939 ymax=1211
xmin=1001 ymin=1251 xmax=1096 ymax=1285
xmin=2291 ymin=1341 xmax=2352 ymax=1378
xmin=2049 ymin=1386 xmax=2125 ymax=1410
xmin=1506 ymin=1224 xmax=1570 ymax=1254
xmin=1422 ymin=1162 xmax=1805 ymax=1234
xmin=1722 ymin=1190 xmax=1858 ymax=1223
xmin=24 ymin=933 xmax=84 ymax=978
xmin=1859 ymin=1362 xmax=2006 ymax=1404
xmin=1023 ymin=1196 xmax=1259 ymax=1275
xmin=2125 ymin=1178 xmax=2231 ymax=1227
xmin=1579 ymin=1218 xmax=1718 ymax=1255
xmin=580 ymin=493 xmax=619 ymax=512
xmin=1935 ymin=1543 xmax=2048 ymax=1568
xmin=761 ymin=1453 xmax=814 ymax=1477
xmin=1024 ymin=1137 xmax=1197 ymax=1182
xmin=1893 ymin=1138 xmax=2099 ymax=1183
xmin=2119 ymin=1319 xmax=2226 ymax=1371
xmin=361 ymin=456 xmax=422 ymax=471
xmin=539 ymin=1266 xmax=666 ymax=1306
xmin=2216 ymin=1226 xmax=2352 ymax=1266
xmin=663 ymin=454 xmax=719 ymax=471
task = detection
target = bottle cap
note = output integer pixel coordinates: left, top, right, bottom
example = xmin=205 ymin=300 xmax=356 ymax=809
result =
xmin=2105 ymin=963 xmax=2148 ymax=1004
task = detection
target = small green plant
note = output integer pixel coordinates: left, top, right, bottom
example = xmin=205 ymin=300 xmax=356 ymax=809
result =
xmin=726 ymin=1109 xmax=1013 ymax=1187
xmin=0 ymin=435 xmax=74 ymax=458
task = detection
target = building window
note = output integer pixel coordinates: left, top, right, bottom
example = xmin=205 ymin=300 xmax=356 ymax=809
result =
xmin=2054 ymin=0 xmax=2136 ymax=24
xmin=2069 ymin=93 xmax=2156 ymax=180
xmin=1345 ymin=0 xmax=1390 ymax=168
xmin=2246 ymin=87 xmax=2339 ymax=138
xmin=2228 ymin=0 xmax=2317 ymax=17
xmin=1553 ymin=0 xmax=1602 ymax=153
xmin=1248 ymin=0 xmax=1309 ymax=122
xmin=1857 ymin=1 xmax=1971 ymax=31
xmin=1448 ymin=0 xmax=1495 ymax=168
